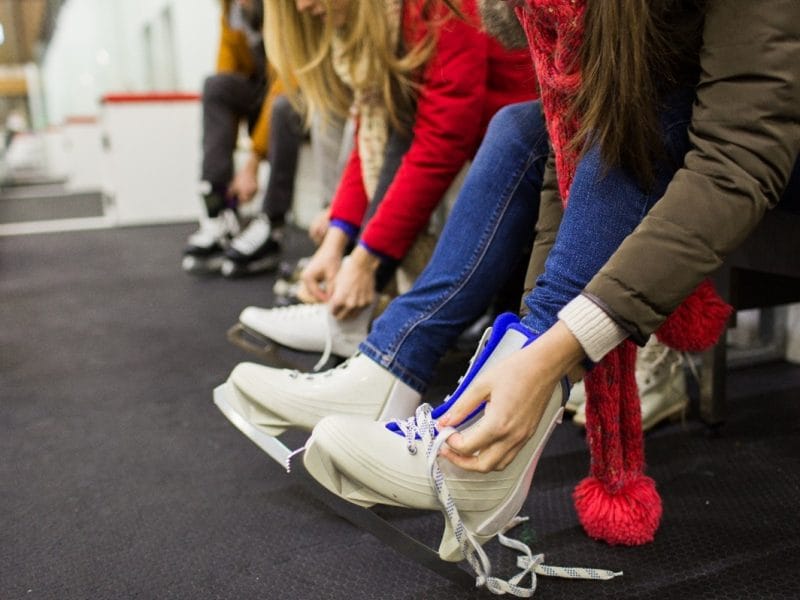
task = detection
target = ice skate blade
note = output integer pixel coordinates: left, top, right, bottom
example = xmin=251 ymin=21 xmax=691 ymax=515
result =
xmin=226 ymin=323 xmax=342 ymax=371
xmin=293 ymin=456 xmax=475 ymax=590
xmin=226 ymin=323 xmax=285 ymax=364
xmin=214 ymin=382 xmax=294 ymax=470
xmin=215 ymin=385 xmax=474 ymax=589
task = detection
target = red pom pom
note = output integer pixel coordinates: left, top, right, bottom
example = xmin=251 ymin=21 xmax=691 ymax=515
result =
xmin=656 ymin=279 xmax=732 ymax=352
xmin=573 ymin=474 xmax=662 ymax=546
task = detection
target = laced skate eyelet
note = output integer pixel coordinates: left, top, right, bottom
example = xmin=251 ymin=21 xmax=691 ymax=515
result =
xmin=406 ymin=444 xmax=417 ymax=455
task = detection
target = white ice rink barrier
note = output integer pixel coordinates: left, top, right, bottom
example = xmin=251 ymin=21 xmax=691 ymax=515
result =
xmin=101 ymin=92 xmax=203 ymax=226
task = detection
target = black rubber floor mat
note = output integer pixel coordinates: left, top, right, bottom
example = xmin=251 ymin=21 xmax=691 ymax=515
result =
xmin=1 ymin=224 xmax=799 ymax=599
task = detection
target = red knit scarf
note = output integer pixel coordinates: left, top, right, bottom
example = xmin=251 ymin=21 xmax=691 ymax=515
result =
xmin=517 ymin=0 xmax=731 ymax=545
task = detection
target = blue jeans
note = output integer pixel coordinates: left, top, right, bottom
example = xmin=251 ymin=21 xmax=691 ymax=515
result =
xmin=362 ymin=94 xmax=795 ymax=392
xmin=522 ymin=90 xmax=695 ymax=335
xmin=361 ymin=101 xmax=550 ymax=391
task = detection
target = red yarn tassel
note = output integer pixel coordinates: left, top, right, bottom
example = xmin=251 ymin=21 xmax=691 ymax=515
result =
xmin=656 ymin=280 xmax=732 ymax=352
xmin=573 ymin=475 xmax=662 ymax=546
xmin=574 ymin=341 xmax=662 ymax=545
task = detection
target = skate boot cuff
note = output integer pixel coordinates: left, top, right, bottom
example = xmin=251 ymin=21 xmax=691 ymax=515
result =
xmin=386 ymin=313 xmax=539 ymax=438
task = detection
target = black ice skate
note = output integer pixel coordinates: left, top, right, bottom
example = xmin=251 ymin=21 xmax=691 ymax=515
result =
xmin=220 ymin=213 xmax=282 ymax=278
xmin=182 ymin=209 xmax=240 ymax=274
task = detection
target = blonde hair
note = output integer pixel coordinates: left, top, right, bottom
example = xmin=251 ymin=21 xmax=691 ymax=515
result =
xmin=264 ymin=0 xmax=450 ymax=129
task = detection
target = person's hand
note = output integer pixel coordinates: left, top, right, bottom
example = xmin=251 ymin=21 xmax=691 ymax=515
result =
xmin=228 ymin=154 xmax=260 ymax=204
xmin=329 ymin=246 xmax=380 ymax=320
xmin=294 ymin=279 xmax=318 ymax=304
xmin=300 ymin=227 xmax=349 ymax=301
xmin=309 ymin=208 xmax=331 ymax=246
xmin=438 ymin=321 xmax=586 ymax=472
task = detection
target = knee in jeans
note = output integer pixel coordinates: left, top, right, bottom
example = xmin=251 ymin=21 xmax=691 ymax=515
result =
xmin=485 ymin=101 xmax=543 ymax=146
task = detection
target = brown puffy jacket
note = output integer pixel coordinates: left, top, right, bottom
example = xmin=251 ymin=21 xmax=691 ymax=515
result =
xmin=526 ymin=0 xmax=800 ymax=344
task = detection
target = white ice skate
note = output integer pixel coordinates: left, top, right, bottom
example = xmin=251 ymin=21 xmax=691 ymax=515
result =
xmin=228 ymin=300 xmax=374 ymax=370
xmin=301 ymin=313 xmax=620 ymax=595
xmin=572 ymin=335 xmax=689 ymax=431
xmin=213 ymin=352 xmax=420 ymax=469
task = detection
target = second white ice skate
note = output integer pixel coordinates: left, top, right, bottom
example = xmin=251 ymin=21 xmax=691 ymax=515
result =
xmin=231 ymin=300 xmax=374 ymax=369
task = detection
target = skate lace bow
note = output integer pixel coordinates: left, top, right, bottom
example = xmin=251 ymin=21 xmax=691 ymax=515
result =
xmin=391 ymin=405 xmax=622 ymax=597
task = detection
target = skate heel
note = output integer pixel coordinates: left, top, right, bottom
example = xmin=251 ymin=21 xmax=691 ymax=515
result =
xmin=438 ymin=520 xmax=495 ymax=562
xmin=304 ymin=438 xmax=376 ymax=508
xmin=214 ymin=381 xmax=292 ymax=461
xmin=227 ymin=381 xmax=292 ymax=436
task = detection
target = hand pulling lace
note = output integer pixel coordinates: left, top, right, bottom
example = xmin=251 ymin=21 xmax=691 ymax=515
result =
xmin=391 ymin=404 xmax=622 ymax=597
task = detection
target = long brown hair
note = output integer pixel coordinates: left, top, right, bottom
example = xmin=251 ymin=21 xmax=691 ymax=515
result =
xmin=573 ymin=0 xmax=706 ymax=187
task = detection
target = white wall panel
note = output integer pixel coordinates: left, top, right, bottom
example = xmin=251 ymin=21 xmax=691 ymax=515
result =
xmin=41 ymin=0 xmax=218 ymax=125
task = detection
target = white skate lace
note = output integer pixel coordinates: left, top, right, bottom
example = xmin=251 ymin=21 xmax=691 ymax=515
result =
xmin=316 ymin=317 xmax=334 ymax=372
xmin=231 ymin=215 xmax=270 ymax=255
xmin=392 ymin=405 xmax=622 ymax=597
xmin=314 ymin=302 xmax=373 ymax=372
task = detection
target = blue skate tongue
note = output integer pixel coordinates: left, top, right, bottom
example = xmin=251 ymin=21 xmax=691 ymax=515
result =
xmin=387 ymin=313 xmax=537 ymax=436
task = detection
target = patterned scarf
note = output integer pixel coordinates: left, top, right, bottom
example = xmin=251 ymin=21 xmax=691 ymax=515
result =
xmin=518 ymin=0 xmax=584 ymax=205
xmin=331 ymin=0 xmax=403 ymax=198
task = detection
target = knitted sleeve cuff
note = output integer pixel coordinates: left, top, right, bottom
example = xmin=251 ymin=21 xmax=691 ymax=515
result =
xmin=558 ymin=295 xmax=628 ymax=363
